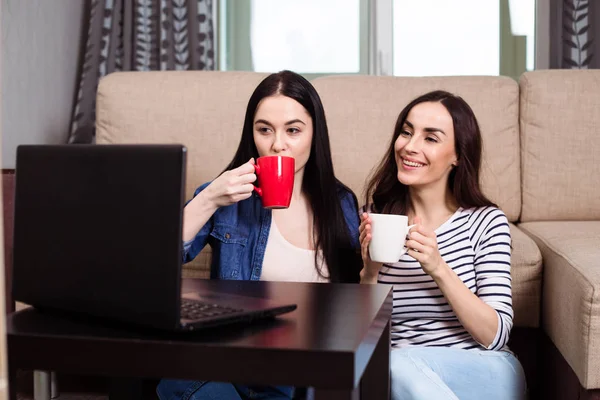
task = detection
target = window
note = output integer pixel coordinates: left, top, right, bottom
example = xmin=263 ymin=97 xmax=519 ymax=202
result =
xmin=250 ymin=0 xmax=361 ymax=73
xmin=219 ymin=0 xmax=368 ymax=76
xmin=218 ymin=0 xmax=536 ymax=77
xmin=393 ymin=1 xmax=500 ymax=76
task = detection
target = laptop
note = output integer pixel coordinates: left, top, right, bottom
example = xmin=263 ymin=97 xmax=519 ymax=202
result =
xmin=12 ymin=144 xmax=297 ymax=331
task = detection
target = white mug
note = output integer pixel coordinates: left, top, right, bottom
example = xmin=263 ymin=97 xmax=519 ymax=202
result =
xmin=368 ymin=213 xmax=416 ymax=263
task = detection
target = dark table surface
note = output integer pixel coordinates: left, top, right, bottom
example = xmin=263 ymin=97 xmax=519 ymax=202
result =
xmin=7 ymin=279 xmax=393 ymax=399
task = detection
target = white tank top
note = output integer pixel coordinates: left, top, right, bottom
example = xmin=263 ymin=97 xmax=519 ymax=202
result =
xmin=260 ymin=219 xmax=329 ymax=283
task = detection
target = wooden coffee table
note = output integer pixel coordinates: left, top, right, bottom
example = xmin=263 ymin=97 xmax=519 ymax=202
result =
xmin=7 ymin=279 xmax=392 ymax=400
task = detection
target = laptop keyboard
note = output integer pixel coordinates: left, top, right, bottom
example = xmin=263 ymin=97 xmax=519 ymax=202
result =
xmin=180 ymin=298 xmax=244 ymax=320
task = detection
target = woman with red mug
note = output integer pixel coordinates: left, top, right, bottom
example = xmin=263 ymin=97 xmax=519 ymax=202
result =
xmin=157 ymin=71 xmax=362 ymax=400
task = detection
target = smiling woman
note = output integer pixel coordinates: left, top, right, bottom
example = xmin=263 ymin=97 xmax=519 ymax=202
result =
xmin=359 ymin=90 xmax=527 ymax=399
xmin=394 ymin=102 xmax=458 ymax=189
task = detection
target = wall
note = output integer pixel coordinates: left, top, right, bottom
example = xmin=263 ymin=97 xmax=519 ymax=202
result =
xmin=1 ymin=0 xmax=84 ymax=168
xmin=0 ymin=1 xmax=84 ymax=394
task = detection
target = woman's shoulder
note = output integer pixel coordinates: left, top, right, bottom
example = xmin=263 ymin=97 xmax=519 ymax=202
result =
xmin=459 ymin=206 xmax=510 ymax=242
xmin=335 ymin=182 xmax=358 ymax=203
xmin=459 ymin=205 xmax=508 ymax=221
xmin=191 ymin=181 xmax=258 ymax=218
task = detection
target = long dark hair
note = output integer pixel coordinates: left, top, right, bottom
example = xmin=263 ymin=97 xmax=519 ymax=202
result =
xmin=366 ymin=90 xmax=496 ymax=214
xmin=226 ymin=70 xmax=362 ymax=283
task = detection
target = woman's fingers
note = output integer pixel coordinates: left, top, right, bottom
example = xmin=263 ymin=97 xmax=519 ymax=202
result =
xmin=231 ymin=160 xmax=256 ymax=176
xmin=359 ymin=215 xmax=366 ymax=232
xmin=359 ymin=213 xmax=374 ymax=263
xmin=237 ymin=183 xmax=255 ymax=194
xmin=210 ymin=163 xmax=257 ymax=206
xmin=238 ymin=172 xmax=257 ymax=185
xmin=359 ymin=222 xmax=371 ymax=245
xmin=409 ymin=230 xmax=437 ymax=249
xmin=405 ymin=239 xmax=427 ymax=254
xmin=361 ymin=231 xmax=371 ymax=249
xmin=406 ymin=248 xmax=424 ymax=262
xmin=233 ymin=191 xmax=253 ymax=202
xmin=361 ymin=233 xmax=371 ymax=262
xmin=410 ymin=224 xmax=431 ymax=237
xmin=359 ymin=213 xmax=370 ymax=234
xmin=409 ymin=218 xmax=434 ymax=241
xmin=408 ymin=230 xmax=427 ymax=243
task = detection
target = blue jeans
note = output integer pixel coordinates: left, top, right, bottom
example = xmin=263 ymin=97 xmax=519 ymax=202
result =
xmin=156 ymin=379 xmax=295 ymax=400
xmin=391 ymin=346 xmax=527 ymax=400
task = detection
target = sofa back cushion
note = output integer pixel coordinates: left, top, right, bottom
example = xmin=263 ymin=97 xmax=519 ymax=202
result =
xmin=312 ymin=76 xmax=521 ymax=222
xmin=519 ymin=70 xmax=600 ymax=222
xmin=96 ymin=71 xmax=269 ymax=201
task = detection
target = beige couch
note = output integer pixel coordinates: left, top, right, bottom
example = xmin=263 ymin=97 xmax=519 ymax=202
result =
xmin=95 ymin=70 xmax=600 ymax=399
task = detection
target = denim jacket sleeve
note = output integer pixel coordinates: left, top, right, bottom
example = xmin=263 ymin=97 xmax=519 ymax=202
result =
xmin=339 ymin=188 xmax=361 ymax=250
xmin=182 ymin=182 xmax=213 ymax=264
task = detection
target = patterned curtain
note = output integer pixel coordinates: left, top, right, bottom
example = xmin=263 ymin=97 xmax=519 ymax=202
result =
xmin=550 ymin=0 xmax=598 ymax=69
xmin=69 ymin=0 xmax=215 ymax=142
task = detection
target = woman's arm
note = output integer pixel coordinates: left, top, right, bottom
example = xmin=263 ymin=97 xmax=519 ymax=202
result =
xmin=183 ymin=160 xmax=257 ymax=242
xmin=406 ymin=211 xmax=513 ymax=349
xmin=181 ymin=183 xmax=214 ymax=263
xmin=182 ymin=160 xmax=257 ymax=263
xmin=182 ymin=188 xmax=220 ymax=242
xmin=430 ymin=262 xmax=500 ymax=348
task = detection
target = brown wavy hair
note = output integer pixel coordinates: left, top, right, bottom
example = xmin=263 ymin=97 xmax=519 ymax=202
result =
xmin=365 ymin=90 xmax=496 ymax=214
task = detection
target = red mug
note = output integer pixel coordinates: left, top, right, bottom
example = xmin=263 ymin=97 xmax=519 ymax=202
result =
xmin=253 ymin=156 xmax=295 ymax=209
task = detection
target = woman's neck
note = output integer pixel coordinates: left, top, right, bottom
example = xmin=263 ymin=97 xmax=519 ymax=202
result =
xmin=272 ymin=170 xmax=313 ymax=249
xmin=291 ymin=168 xmax=305 ymax=202
xmin=407 ymin=184 xmax=458 ymax=231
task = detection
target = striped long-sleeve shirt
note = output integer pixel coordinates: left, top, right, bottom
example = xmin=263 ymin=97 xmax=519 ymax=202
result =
xmin=378 ymin=206 xmax=513 ymax=351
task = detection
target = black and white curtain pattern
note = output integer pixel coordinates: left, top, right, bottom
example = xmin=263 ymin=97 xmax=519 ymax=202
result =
xmin=69 ymin=0 xmax=215 ymax=141
xmin=550 ymin=0 xmax=599 ymax=69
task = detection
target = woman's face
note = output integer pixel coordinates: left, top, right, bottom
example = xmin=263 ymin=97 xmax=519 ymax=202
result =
xmin=253 ymin=95 xmax=313 ymax=173
xmin=394 ymin=101 xmax=458 ymax=188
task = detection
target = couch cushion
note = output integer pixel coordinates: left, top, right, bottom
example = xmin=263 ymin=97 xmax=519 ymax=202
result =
xmin=312 ymin=75 xmax=521 ymax=222
xmin=510 ymin=223 xmax=543 ymax=328
xmin=519 ymin=71 xmax=600 ymax=222
xmin=519 ymin=221 xmax=600 ymax=389
xmin=96 ymin=71 xmax=269 ymax=276
xmin=96 ymin=71 xmax=269 ymax=198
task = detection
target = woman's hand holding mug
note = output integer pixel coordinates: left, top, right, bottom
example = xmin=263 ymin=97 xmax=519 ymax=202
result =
xmin=359 ymin=213 xmax=384 ymax=284
xmin=406 ymin=216 xmax=445 ymax=278
xmin=203 ymin=158 xmax=257 ymax=208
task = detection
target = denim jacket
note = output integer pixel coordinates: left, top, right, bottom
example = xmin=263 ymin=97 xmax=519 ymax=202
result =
xmin=183 ymin=182 xmax=361 ymax=281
